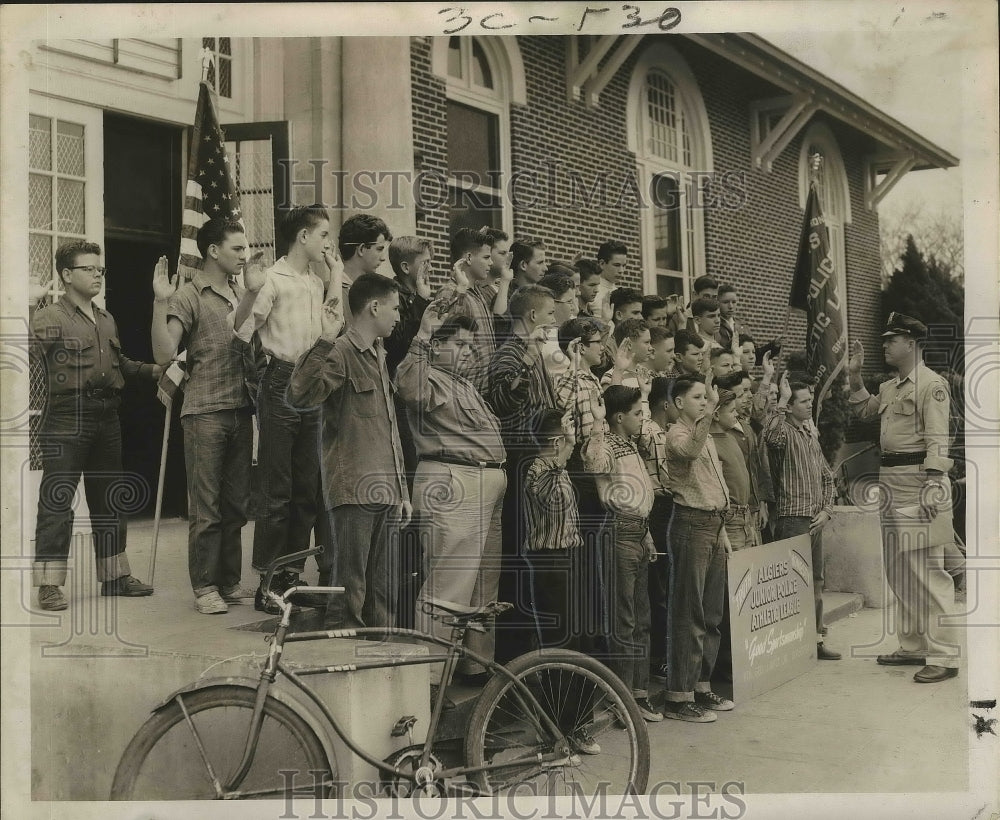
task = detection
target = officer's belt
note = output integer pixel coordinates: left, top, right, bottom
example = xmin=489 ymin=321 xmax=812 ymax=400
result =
xmin=880 ymin=451 xmax=926 ymax=467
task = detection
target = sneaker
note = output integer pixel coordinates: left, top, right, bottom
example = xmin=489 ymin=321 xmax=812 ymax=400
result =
xmin=570 ymin=728 xmax=601 ymax=755
xmin=195 ymin=590 xmax=229 ymax=615
xmin=635 ymin=697 xmax=663 ymax=723
xmin=38 ymin=585 xmax=68 ymax=611
xmin=650 ymin=663 xmax=668 ymax=682
xmin=694 ymin=690 xmax=735 ymax=711
xmin=220 ymin=584 xmax=256 ymax=604
xmin=663 ymin=701 xmax=717 ymax=723
xmin=101 ymin=575 xmax=153 ymax=597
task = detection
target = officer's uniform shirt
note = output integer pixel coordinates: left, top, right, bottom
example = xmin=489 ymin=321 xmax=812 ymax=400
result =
xmin=848 ymin=361 xmax=953 ymax=474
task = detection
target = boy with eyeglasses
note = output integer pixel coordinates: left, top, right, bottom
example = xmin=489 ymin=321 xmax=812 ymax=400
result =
xmin=31 ymin=240 xmax=159 ymax=611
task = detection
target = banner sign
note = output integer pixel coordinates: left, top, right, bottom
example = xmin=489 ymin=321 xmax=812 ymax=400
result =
xmin=728 ymin=535 xmax=816 ymax=701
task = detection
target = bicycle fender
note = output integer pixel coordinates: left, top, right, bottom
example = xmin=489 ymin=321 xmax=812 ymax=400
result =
xmin=151 ymin=676 xmax=340 ymax=783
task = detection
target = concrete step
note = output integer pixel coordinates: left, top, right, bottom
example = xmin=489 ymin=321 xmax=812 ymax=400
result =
xmin=823 ymin=590 xmax=865 ymax=624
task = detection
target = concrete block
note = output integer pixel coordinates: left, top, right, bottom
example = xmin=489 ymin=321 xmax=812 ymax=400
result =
xmin=31 ymin=631 xmax=429 ymax=800
xmin=824 ymin=505 xmax=888 ymax=608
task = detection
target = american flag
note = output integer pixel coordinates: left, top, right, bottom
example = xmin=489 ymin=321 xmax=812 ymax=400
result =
xmin=178 ymin=81 xmax=243 ymax=279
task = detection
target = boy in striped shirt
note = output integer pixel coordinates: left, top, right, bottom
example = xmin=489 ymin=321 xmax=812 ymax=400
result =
xmin=763 ymin=373 xmax=840 ymax=661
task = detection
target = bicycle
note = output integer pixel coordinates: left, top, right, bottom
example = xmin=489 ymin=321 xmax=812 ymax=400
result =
xmin=110 ymin=547 xmax=650 ymax=800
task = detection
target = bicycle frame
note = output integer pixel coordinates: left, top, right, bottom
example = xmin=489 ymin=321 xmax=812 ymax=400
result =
xmin=221 ymin=590 xmax=575 ymax=796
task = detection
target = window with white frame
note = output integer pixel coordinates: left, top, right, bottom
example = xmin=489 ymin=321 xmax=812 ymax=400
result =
xmin=443 ymin=36 xmax=510 ymax=239
xmin=29 ymin=114 xmax=89 ymax=304
xmin=628 ymin=45 xmax=712 ymax=300
xmin=202 ymin=37 xmax=233 ymax=98
xmin=799 ymin=123 xmax=851 ymax=330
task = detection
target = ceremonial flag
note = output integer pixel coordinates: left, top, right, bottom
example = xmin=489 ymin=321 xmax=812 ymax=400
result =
xmin=790 ymin=185 xmax=847 ymax=419
xmin=156 ymin=354 xmax=188 ymax=408
xmin=178 ymin=81 xmax=243 ymax=279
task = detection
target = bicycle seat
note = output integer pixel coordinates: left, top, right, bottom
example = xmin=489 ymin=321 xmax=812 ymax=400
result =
xmin=420 ymin=598 xmax=509 ymax=623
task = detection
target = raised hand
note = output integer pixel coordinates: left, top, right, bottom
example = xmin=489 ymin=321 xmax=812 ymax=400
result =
xmin=151 ymin=255 xmax=178 ymax=302
xmin=614 ymin=337 xmax=635 ymax=372
xmin=451 ymin=259 xmax=471 ymax=292
xmin=637 ymin=367 xmax=652 ymax=399
xmin=567 ymin=337 xmax=582 ymax=372
xmin=415 ymin=267 xmax=432 ymax=300
xmin=704 ymin=367 xmax=718 ymax=407
xmin=417 ymin=302 xmax=446 ymax=341
xmin=591 ymin=392 xmax=607 ymax=425
xmin=320 ymin=297 xmax=344 ymax=340
xmin=778 ymin=370 xmax=792 ymax=404
xmin=761 ymin=349 xmax=775 ymax=381
xmin=499 ymin=260 xmax=514 ymax=284
xmin=243 ymin=250 xmax=267 ymax=293
xmin=848 ymin=339 xmax=865 ymax=375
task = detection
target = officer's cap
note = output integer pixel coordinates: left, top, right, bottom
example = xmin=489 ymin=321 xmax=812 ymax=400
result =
xmin=881 ymin=312 xmax=927 ymax=340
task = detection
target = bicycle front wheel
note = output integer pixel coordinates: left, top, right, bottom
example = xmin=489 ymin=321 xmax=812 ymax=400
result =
xmin=464 ymin=650 xmax=649 ymax=795
xmin=110 ymin=685 xmax=335 ymax=800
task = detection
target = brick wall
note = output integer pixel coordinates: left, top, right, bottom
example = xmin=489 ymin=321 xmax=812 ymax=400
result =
xmin=410 ymin=34 xmax=883 ymax=359
xmin=410 ymin=37 xmax=451 ymax=281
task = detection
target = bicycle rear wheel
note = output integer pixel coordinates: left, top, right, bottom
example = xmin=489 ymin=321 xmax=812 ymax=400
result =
xmin=464 ymin=650 xmax=649 ymax=795
xmin=110 ymin=685 xmax=334 ymax=800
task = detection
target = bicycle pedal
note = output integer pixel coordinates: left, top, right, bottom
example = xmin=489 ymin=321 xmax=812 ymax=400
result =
xmin=391 ymin=715 xmax=418 ymax=738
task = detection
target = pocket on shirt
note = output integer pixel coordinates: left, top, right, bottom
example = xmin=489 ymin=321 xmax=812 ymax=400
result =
xmin=893 ymin=396 xmax=916 ymax=416
xmin=348 ymin=375 xmax=379 ymax=416
xmin=60 ymin=337 xmax=96 ymax=369
xmin=108 ymin=336 xmax=123 ymax=370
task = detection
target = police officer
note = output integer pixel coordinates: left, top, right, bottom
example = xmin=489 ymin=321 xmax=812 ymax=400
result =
xmin=847 ymin=313 xmax=960 ymax=683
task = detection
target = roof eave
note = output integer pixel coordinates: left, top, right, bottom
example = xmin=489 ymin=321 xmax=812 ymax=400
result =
xmin=685 ymin=32 xmax=959 ymax=171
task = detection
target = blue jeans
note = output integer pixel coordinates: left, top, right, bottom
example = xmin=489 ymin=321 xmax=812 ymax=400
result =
xmin=774 ymin=516 xmax=826 ymax=640
xmin=33 ymin=405 xmax=131 ymax=584
xmin=665 ymin=505 xmax=727 ymax=701
xmin=251 ymin=360 xmax=321 ymax=574
xmin=324 ymin=504 xmax=400 ymax=629
xmin=647 ymin=493 xmax=674 ymax=668
xmin=607 ymin=515 xmax=652 ymax=697
xmin=181 ymin=409 xmax=252 ymax=596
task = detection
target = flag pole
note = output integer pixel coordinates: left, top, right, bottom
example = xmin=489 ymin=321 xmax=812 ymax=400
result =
xmin=148 ymin=394 xmax=172 ymax=585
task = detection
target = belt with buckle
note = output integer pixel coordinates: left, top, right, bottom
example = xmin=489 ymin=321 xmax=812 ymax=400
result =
xmin=880 ymin=451 xmax=926 ymax=467
xmin=426 ymin=455 xmax=506 ymax=470
xmin=84 ymin=387 xmax=120 ymax=400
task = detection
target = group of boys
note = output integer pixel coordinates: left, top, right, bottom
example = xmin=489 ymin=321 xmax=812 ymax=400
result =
xmin=30 ymin=215 xmax=885 ymax=729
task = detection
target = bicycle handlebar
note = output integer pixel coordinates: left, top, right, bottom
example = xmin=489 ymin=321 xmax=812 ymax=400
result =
xmin=262 ymin=546 xmax=323 ymax=596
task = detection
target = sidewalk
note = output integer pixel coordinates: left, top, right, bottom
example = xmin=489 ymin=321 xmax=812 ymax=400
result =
xmin=25 ymin=517 xmax=973 ymax=798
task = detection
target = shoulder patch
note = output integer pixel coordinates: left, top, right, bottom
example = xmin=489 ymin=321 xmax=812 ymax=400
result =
xmin=931 ymin=384 xmax=948 ymax=403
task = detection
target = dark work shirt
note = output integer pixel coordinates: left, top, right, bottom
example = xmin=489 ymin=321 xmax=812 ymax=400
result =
xmin=384 ymin=278 xmax=430 ymax=378
xmin=30 ymin=297 xmax=150 ymax=409
xmin=288 ymin=328 xmax=408 ymax=509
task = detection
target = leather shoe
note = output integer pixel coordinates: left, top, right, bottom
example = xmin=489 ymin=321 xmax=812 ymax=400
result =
xmin=876 ymin=652 xmax=926 ymax=666
xmin=817 ymin=642 xmax=841 ymax=661
xmin=914 ymin=665 xmax=958 ymax=683
xmin=101 ymin=575 xmax=153 ymax=597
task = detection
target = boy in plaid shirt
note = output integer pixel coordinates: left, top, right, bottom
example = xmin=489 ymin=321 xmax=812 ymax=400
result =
xmin=589 ymin=385 xmax=661 ymax=722
xmin=554 ymin=316 xmax=611 ymax=653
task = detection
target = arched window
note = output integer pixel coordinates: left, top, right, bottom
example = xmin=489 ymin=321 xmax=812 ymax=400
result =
xmin=431 ymin=37 xmax=525 ymax=239
xmin=627 ymin=44 xmax=712 ymax=300
xmin=799 ymin=122 xmax=851 ymax=329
